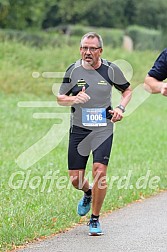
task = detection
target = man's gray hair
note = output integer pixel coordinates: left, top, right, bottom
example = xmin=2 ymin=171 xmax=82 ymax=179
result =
xmin=80 ymin=32 xmax=103 ymax=48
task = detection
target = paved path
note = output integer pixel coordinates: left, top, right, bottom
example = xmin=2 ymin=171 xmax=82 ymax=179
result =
xmin=17 ymin=191 xmax=167 ymax=252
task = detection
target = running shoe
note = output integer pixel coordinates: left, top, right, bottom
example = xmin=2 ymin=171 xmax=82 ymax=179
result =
xmin=88 ymin=218 xmax=103 ymax=236
xmin=77 ymin=194 xmax=91 ymax=216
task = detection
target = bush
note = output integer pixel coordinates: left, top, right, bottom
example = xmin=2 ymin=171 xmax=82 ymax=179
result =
xmin=0 ymin=29 xmax=67 ymax=48
xmin=67 ymin=25 xmax=124 ymax=48
xmin=0 ymin=26 xmax=124 ymax=49
xmin=97 ymin=28 xmax=124 ymax=47
xmin=126 ymin=25 xmax=162 ymax=50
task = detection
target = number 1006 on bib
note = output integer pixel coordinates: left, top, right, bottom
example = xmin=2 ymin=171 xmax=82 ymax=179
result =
xmin=82 ymin=108 xmax=107 ymax=127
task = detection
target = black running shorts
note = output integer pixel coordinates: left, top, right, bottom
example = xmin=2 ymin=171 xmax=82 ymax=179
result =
xmin=68 ymin=126 xmax=113 ymax=170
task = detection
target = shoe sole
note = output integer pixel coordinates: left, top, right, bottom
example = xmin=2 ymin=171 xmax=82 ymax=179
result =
xmin=89 ymin=232 xmax=104 ymax=236
xmin=77 ymin=209 xmax=90 ymax=216
xmin=77 ymin=206 xmax=91 ymax=216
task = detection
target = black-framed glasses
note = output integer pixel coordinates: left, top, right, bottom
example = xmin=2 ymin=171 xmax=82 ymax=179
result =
xmin=81 ymin=46 xmax=101 ymax=52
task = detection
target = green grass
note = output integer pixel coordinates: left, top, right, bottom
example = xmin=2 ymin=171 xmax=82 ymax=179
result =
xmin=0 ymin=41 xmax=167 ymax=251
xmin=0 ymin=41 xmax=159 ymax=94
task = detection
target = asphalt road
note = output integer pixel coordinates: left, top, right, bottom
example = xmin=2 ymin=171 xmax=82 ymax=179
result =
xmin=17 ymin=191 xmax=167 ymax=252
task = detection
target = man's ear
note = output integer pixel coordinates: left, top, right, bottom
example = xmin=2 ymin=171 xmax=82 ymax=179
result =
xmin=99 ymin=48 xmax=103 ymax=54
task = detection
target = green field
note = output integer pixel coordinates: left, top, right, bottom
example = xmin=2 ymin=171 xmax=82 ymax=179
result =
xmin=0 ymin=41 xmax=167 ymax=251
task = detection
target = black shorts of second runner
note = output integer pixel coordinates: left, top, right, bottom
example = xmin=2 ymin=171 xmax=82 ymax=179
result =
xmin=68 ymin=125 xmax=113 ymax=170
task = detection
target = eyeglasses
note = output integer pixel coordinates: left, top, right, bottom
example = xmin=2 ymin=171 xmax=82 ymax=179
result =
xmin=81 ymin=47 xmax=101 ymax=52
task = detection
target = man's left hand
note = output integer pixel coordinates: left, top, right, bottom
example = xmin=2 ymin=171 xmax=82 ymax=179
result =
xmin=108 ymin=108 xmax=123 ymax=123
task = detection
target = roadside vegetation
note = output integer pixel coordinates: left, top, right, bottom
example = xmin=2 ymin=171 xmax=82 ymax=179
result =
xmin=0 ymin=40 xmax=166 ymax=251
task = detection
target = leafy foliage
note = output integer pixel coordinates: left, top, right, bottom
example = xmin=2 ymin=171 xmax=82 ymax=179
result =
xmin=1 ymin=0 xmax=167 ymax=31
xmin=126 ymin=25 xmax=162 ymax=50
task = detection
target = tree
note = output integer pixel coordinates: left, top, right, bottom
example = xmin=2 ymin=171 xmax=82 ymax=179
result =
xmin=0 ymin=0 xmax=55 ymax=29
xmin=0 ymin=0 xmax=10 ymax=27
xmin=42 ymin=0 xmax=90 ymax=28
xmin=135 ymin=0 xmax=167 ymax=29
xmin=1 ymin=0 xmax=167 ymax=32
xmin=82 ymin=0 xmax=125 ymax=28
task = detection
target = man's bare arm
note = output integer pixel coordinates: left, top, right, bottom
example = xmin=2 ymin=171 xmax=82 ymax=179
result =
xmin=57 ymin=86 xmax=90 ymax=106
xmin=144 ymin=75 xmax=167 ymax=96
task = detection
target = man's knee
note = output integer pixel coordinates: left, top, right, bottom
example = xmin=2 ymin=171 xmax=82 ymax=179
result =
xmin=93 ymin=163 xmax=107 ymax=188
xmin=93 ymin=163 xmax=107 ymax=177
xmin=69 ymin=170 xmax=85 ymax=189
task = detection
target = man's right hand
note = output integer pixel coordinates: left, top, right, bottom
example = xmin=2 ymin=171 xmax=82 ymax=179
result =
xmin=161 ymin=83 xmax=167 ymax=96
xmin=74 ymin=86 xmax=90 ymax=104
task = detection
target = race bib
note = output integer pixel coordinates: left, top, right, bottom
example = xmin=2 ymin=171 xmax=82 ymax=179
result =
xmin=82 ymin=108 xmax=107 ymax=126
